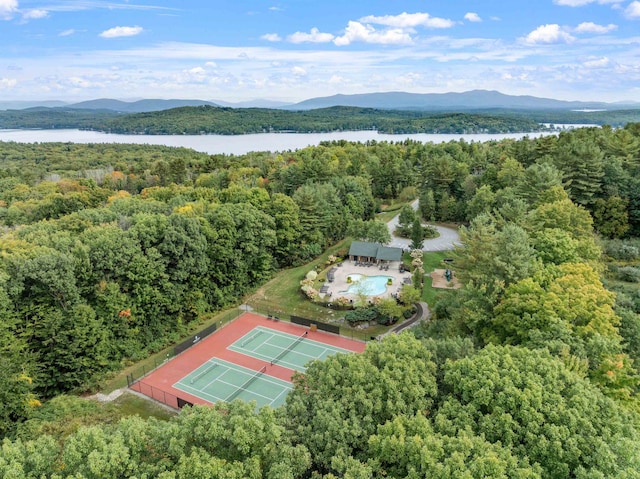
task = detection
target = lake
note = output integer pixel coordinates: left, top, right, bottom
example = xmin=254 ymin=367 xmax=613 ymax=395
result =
xmin=0 ymin=128 xmax=561 ymax=156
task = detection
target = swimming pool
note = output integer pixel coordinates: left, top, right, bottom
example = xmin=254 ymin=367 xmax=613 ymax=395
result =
xmin=339 ymin=274 xmax=392 ymax=296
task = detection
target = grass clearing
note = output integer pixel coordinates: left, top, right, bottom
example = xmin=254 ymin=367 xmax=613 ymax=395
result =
xmin=376 ymin=201 xmax=410 ymax=223
xmin=245 ymin=239 xmax=392 ymax=341
xmin=110 ymin=392 xmax=176 ymax=421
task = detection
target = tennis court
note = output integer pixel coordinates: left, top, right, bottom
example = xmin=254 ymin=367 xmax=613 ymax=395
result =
xmin=228 ymin=326 xmax=351 ymax=371
xmin=130 ymin=312 xmax=366 ymax=410
xmin=174 ymin=358 xmax=292 ymax=409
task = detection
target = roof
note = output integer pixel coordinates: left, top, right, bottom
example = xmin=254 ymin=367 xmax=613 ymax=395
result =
xmin=348 ymin=241 xmax=380 ymax=258
xmin=348 ymin=241 xmax=403 ymax=261
xmin=376 ymin=246 xmax=403 ymax=262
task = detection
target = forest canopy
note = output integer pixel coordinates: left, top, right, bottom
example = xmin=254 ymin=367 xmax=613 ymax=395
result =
xmin=1 ymin=123 xmax=640 ymax=477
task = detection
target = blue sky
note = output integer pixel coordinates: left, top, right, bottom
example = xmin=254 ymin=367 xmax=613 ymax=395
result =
xmin=1 ymin=0 xmax=640 ymax=103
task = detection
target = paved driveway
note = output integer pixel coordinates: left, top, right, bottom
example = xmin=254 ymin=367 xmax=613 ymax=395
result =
xmin=386 ymin=200 xmax=461 ymax=252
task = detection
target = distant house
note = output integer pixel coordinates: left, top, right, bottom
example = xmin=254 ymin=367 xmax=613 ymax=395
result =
xmin=348 ymin=241 xmax=403 ymax=263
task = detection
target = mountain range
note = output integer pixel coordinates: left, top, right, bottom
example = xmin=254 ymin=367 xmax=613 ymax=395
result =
xmin=1 ymin=90 xmax=638 ymax=113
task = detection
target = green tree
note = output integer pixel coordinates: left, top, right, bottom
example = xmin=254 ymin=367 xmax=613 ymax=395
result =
xmin=418 ymin=188 xmax=436 ymax=222
xmin=283 ymin=334 xmax=437 ymax=473
xmin=396 ymin=204 xmax=416 ymax=236
xmin=553 ymin=134 xmax=604 ymax=206
xmin=409 ymin=217 xmax=424 ymax=250
xmin=515 ymin=162 xmax=563 ymax=205
xmin=436 ymin=345 xmax=640 ymax=478
xmin=368 ymin=413 xmax=542 ymax=478
xmin=268 ymin=193 xmax=302 ymax=266
xmin=398 ymin=284 xmax=421 ymax=306
xmin=592 ymin=196 xmax=630 ymax=238
xmin=348 ymin=219 xmax=391 ymax=244
xmin=465 ymin=184 xmax=496 ymax=220
xmin=375 ymin=297 xmax=404 ymax=325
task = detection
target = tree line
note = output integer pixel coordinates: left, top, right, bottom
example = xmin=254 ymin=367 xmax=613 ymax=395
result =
xmin=0 ymin=106 xmax=545 ymax=135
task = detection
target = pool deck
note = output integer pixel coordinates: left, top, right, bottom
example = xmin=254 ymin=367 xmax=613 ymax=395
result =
xmin=319 ymin=260 xmax=412 ymax=301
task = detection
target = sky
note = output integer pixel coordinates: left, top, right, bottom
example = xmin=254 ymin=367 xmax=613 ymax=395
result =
xmin=1 ymin=0 xmax=640 ymax=103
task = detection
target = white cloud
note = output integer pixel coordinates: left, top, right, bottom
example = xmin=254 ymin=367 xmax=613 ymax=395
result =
xmin=22 ymin=8 xmax=48 ymax=20
xmin=626 ymin=1 xmax=640 ymax=18
xmin=291 ymin=66 xmax=307 ymax=76
xmin=334 ymin=21 xmax=413 ymax=46
xmin=0 ymin=0 xmax=18 ymax=20
xmin=360 ymin=12 xmax=455 ymax=29
xmin=0 ymin=77 xmax=17 ymax=88
xmin=583 ymin=56 xmax=610 ymax=67
xmin=99 ymin=26 xmax=144 ymax=38
xmin=464 ymin=12 xmax=482 ymax=22
xmin=554 ymin=0 xmax=624 ymax=5
xmin=261 ymin=33 xmax=282 ymax=42
xmin=205 ymin=61 xmax=217 ymax=68
xmin=574 ymin=22 xmax=617 ymax=33
xmin=524 ymin=24 xmax=575 ymax=44
xmin=287 ymin=27 xmax=334 ymax=43
xmin=59 ymin=29 xmax=75 ymax=36
xmin=68 ymin=76 xmax=94 ymax=88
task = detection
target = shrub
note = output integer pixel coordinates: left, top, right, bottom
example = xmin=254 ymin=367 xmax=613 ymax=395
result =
xmin=344 ymin=307 xmax=378 ymax=325
xmin=306 ymin=270 xmax=318 ymax=281
xmin=604 ymin=241 xmax=640 ymax=261
xmin=403 ymin=306 xmax=417 ymax=319
xmin=423 ymin=225 xmax=439 ymax=239
xmin=335 ymin=296 xmax=351 ymax=308
xmin=618 ymin=266 xmax=640 ymax=283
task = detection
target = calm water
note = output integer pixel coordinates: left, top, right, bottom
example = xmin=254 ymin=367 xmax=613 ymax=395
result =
xmin=339 ymin=274 xmax=393 ymax=296
xmin=0 ymin=128 xmax=555 ymax=155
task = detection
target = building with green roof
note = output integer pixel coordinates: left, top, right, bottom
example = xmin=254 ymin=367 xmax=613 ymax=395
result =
xmin=348 ymin=241 xmax=403 ymax=263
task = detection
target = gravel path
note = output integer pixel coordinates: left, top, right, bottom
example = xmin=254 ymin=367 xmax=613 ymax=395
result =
xmin=386 ymin=200 xmax=461 ymax=251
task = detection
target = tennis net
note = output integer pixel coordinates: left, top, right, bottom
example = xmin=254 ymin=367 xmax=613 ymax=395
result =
xmin=190 ymin=362 xmax=217 ymax=384
xmin=242 ymin=330 xmax=263 ymax=347
xmin=271 ymin=331 xmax=307 ymax=366
xmin=225 ymin=365 xmax=267 ymax=402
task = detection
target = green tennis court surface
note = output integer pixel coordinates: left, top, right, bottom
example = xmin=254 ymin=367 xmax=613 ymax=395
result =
xmin=228 ymin=326 xmax=351 ymax=372
xmin=173 ymin=358 xmax=292 ymax=409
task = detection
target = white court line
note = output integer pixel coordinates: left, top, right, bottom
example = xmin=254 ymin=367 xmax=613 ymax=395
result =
xmin=245 ymin=328 xmax=275 ymax=353
xmin=271 ymin=385 xmax=293 ymax=406
xmin=208 ymin=357 xmax=293 ymax=389
xmin=176 ymin=367 xmax=290 ymax=404
xmin=257 ymin=327 xmax=351 ymax=354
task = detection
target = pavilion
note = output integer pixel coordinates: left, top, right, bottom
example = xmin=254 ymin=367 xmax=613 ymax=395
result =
xmin=348 ymin=241 xmax=403 ymax=264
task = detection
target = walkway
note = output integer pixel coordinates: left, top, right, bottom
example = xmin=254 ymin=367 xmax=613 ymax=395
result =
xmin=377 ymin=301 xmax=430 ymax=339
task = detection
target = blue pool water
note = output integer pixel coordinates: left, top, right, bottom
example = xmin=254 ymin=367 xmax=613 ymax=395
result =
xmin=339 ymin=274 xmax=392 ymax=296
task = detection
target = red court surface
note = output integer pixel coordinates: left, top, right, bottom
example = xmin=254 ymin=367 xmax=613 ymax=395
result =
xmin=131 ymin=312 xmax=366 ymax=408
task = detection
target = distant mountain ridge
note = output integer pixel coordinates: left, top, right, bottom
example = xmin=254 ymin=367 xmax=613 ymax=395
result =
xmin=0 ymin=100 xmax=69 ymax=110
xmin=65 ymin=98 xmax=219 ymax=113
xmin=286 ymin=90 xmax=633 ymax=111
xmin=212 ymin=99 xmax=294 ymax=108
xmin=2 ymin=90 xmax=639 ymax=113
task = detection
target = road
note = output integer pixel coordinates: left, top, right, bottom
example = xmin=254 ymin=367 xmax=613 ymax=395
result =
xmin=386 ymin=200 xmax=461 ymax=252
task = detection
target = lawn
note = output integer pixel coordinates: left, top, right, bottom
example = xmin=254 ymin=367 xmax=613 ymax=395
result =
xmin=402 ymin=250 xmax=457 ymax=306
xmin=245 ymin=238 xmax=392 ymax=340
xmin=111 ymin=392 xmax=175 ymax=421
